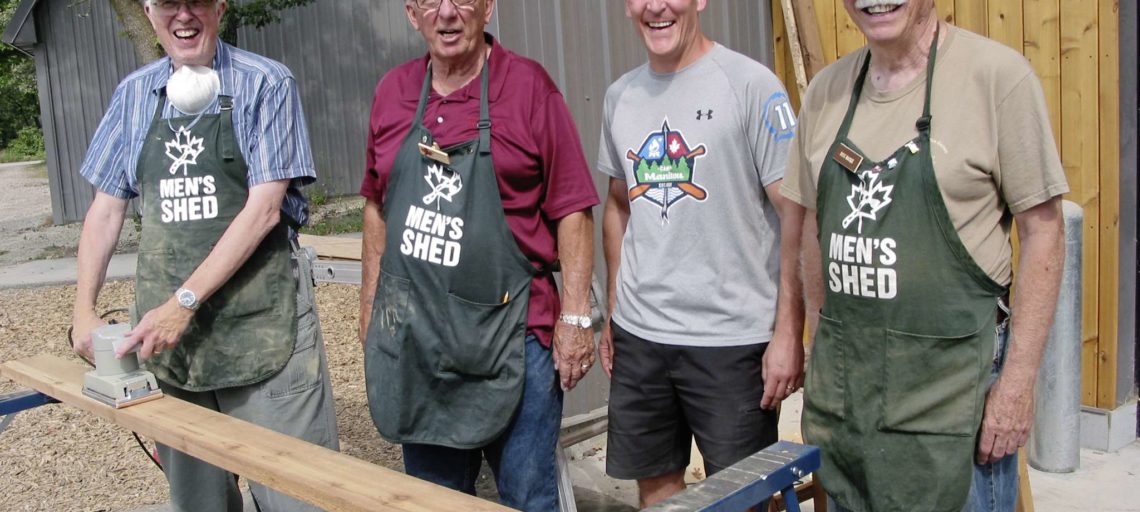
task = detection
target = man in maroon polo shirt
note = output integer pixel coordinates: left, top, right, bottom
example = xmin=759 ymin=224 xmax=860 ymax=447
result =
xmin=358 ymin=1 xmax=598 ymax=508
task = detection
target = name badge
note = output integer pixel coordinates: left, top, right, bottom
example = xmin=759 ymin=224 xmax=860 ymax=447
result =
xmin=832 ymin=142 xmax=864 ymax=174
xmin=418 ymin=142 xmax=451 ymax=165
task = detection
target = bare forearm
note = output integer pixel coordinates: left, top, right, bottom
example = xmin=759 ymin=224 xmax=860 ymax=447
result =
xmin=801 ymin=212 xmax=823 ymax=338
xmin=602 ymin=178 xmax=629 ymax=316
xmin=769 ymin=185 xmax=806 ymax=343
xmin=557 ymin=209 xmax=595 ymax=314
xmin=1005 ymin=198 xmax=1065 ymax=385
xmin=359 ymin=199 xmax=386 ymax=339
xmin=181 ymin=181 xmax=289 ymax=302
xmin=74 ymin=192 xmax=129 ymax=316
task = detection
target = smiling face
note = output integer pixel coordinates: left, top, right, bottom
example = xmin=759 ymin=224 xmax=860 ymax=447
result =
xmin=406 ymin=0 xmax=495 ymax=67
xmin=145 ymin=0 xmax=226 ymax=70
xmin=625 ymin=0 xmax=710 ymax=73
xmin=844 ymin=0 xmax=938 ymax=48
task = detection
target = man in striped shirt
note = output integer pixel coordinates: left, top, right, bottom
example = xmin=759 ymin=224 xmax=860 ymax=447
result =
xmin=70 ymin=1 xmax=338 ymax=510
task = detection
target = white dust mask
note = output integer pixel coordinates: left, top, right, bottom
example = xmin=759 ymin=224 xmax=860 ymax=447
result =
xmin=166 ymin=65 xmax=220 ymax=115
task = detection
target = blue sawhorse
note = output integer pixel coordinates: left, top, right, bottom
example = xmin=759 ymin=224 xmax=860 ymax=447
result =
xmin=646 ymin=441 xmax=821 ymax=512
xmin=0 ymin=389 xmax=57 ymax=434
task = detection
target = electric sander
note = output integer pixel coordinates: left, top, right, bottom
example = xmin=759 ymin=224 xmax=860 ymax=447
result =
xmin=82 ymin=323 xmax=164 ymax=408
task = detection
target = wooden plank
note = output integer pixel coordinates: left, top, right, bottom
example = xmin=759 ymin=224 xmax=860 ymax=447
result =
xmin=779 ymin=0 xmax=810 ymax=98
xmin=1096 ymin=0 xmax=1120 ymax=409
xmin=936 ymin=0 xmax=956 ymax=25
xmin=1060 ymin=0 xmax=1102 ymax=407
xmin=988 ymin=0 xmax=1024 ymax=52
xmin=0 ymin=354 xmax=511 ymax=512
xmin=1015 ymin=447 xmax=1035 ymax=512
xmin=1023 ymin=0 xmax=1062 ymax=149
xmin=954 ymin=0 xmax=988 ymax=35
xmin=298 ymin=234 xmax=363 ymax=261
xmin=834 ymin=0 xmax=865 ymax=57
xmin=790 ymin=1 xmax=827 ymax=80
xmin=816 ymin=0 xmax=839 ymax=64
xmin=770 ymin=0 xmax=799 ymax=109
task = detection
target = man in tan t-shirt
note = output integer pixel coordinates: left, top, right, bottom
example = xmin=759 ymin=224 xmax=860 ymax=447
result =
xmin=780 ymin=1 xmax=1067 ymax=511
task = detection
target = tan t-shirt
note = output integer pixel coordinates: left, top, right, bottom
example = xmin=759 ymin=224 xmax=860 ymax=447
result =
xmin=781 ymin=26 xmax=1068 ymax=285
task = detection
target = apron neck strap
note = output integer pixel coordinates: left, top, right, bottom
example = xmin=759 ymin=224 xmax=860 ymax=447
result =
xmin=837 ymin=22 xmax=941 ymax=140
xmin=416 ymin=53 xmax=493 ymax=155
xmin=477 ymin=59 xmax=491 ymax=156
xmin=218 ymin=95 xmax=235 ymax=161
xmin=915 ymin=22 xmax=940 ymax=135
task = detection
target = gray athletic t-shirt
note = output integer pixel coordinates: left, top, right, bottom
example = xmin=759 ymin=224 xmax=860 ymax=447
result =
xmin=598 ymin=44 xmax=794 ymax=347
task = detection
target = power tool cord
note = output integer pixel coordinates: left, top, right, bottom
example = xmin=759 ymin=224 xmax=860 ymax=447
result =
xmin=67 ymin=309 xmax=163 ymax=472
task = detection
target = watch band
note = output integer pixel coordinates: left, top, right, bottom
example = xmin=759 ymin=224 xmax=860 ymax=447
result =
xmin=558 ymin=313 xmax=591 ymax=329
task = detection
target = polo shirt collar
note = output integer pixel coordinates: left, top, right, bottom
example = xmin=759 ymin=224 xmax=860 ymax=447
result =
xmin=150 ymin=39 xmax=234 ymax=98
xmin=405 ymin=32 xmax=507 ymax=103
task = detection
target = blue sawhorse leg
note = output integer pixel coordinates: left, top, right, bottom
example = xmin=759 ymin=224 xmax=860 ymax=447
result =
xmin=645 ymin=441 xmax=821 ymax=512
xmin=0 ymin=390 xmax=58 ymax=434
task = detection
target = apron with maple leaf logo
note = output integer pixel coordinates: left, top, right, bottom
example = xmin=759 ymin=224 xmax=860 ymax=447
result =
xmin=364 ymin=62 xmax=534 ymax=448
xmin=134 ymin=91 xmax=296 ymax=392
xmin=803 ymin=27 xmax=1009 ymax=511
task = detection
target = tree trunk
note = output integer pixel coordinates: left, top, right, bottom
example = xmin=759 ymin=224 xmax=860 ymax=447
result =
xmin=108 ymin=0 xmax=163 ymax=63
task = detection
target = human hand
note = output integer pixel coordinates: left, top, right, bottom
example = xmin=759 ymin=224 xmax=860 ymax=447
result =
xmin=976 ymin=373 xmax=1035 ymax=464
xmin=598 ymin=321 xmax=614 ymax=378
xmin=70 ymin=309 xmax=107 ymax=362
xmin=760 ymin=332 xmax=805 ymax=410
xmin=120 ymin=298 xmax=194 ymax=360
xmin=552 ymin=319 xmax=596 ymax=391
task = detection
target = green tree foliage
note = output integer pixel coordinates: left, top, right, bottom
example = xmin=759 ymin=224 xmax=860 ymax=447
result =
xmin=0 ymin=0 xmax=41 ymax=150
xmin=220 ymin=0 xmax=315 ymax=44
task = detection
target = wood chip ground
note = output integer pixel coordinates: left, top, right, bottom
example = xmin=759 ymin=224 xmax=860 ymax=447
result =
xmin=0 ymin=281 xmax=403 ymax=511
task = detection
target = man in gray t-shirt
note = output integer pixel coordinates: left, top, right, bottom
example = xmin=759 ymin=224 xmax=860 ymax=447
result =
xmin=597 ymin=1 xmax=805 ymax=507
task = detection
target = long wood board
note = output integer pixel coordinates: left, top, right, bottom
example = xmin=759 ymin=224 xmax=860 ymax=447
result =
xmin=0 ymin=354 xmax=511 ymax=512
xmin=298 ymin=234 xmax=364 ymax=261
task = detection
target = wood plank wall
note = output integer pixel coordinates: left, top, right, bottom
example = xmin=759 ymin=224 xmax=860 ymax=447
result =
xmin=772 ymin=0 xmax=1122 ymax=409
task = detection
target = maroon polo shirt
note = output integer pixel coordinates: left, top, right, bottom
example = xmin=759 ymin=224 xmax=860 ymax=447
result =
xmin=361 ymin=35 xmax=599 ymax=348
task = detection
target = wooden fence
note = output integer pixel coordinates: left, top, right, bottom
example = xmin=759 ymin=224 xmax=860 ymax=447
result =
xmin=771 ymin=0 xmax=1122 ymax=409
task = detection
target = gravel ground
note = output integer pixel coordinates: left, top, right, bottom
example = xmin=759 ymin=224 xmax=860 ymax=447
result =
xmin=0 ymin=161 xmax=139 ymax=267
xmin=0 ymin=281 xmax=405 ymax=511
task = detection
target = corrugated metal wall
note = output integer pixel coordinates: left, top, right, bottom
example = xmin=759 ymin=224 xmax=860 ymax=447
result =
xmin=240 ymin=0 xmax=775 ymax=415
xmin=31 ymin=0 xmax=142 ymax=224
xmin=26 ymin=0 xmax=776 ymax=413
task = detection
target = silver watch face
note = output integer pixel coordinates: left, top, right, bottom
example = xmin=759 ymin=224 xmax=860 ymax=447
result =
xmin=177 ymin=288 xmax=197 ymax=309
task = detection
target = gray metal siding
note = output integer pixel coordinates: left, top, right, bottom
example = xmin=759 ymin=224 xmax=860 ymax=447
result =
xmin=33 ymin=0 xmax=142 ymax=224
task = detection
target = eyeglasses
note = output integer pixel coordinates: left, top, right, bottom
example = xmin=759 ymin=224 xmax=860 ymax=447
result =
xmin=151 ymin=0 xmax=217 ymax=16
xmin=414 ymin=0 xmax=478 ymax=10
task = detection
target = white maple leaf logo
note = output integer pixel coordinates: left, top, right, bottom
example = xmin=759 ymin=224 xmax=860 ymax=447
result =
xmin=422 ymin=163 xmax=463 ymax=207
xmin=843 ymin=170 xmax=894 ymax=233
xmin=165 ymin=126 xmax=205 ymax=176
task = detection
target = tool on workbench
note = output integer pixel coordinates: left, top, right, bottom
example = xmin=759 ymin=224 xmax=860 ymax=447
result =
xmin=81 ymin=323 xmax=164 ymax=408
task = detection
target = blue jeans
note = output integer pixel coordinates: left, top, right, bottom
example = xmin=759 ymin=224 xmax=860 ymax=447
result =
xmin=402 ymin=334 xmax=563 ymax=511
xmin=830 ymin=319 xmax=1020 ymax=512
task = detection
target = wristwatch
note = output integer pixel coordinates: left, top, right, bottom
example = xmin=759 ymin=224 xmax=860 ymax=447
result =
xmin=175 ymin=287 xmax=200 ymax=311
xmin=558 ymin=313 xmax=592 ymax=329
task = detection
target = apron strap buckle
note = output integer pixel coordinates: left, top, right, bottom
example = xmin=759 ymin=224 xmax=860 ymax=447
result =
xmin=915 ymin=115 xmax=932 ymax=133
xmin=476 ymin=120 xmax=492 ymax=130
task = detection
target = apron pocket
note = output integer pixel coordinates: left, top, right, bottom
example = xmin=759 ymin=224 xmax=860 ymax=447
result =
xmin=441 ymin=293 xmax=523 ymax=378
xmin=370 ymin=271 xmax=411 ymax=360
xmin=804 ymin=312 xmax=846 ymax=420
xmin=210 ymin=253 xmax=282 ymax=318
xmin=880 ymin=326 xmax=984 ymax=436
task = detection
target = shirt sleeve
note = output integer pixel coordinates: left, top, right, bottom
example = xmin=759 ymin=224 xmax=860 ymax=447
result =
xmin=245 ymin=76 xmax=316 ymax=187
xmin=596 ymin=88 xmax=624 ymax=180
xmin=360 ymin=76 xmax=395 ymax=206
xmin=535 ymin=89 xmax=600 ymax=221
xmin=746 ymin=74 xmax=795 ymax=189
xmin=995 ymin=72 xmax=1069 ymax=214
xmin=78 ymin=83 xmax=137 ymax=199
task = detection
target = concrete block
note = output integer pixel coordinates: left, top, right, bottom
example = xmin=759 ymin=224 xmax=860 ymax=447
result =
xmin=1080 ymin=400 xmax=1138 ymax=452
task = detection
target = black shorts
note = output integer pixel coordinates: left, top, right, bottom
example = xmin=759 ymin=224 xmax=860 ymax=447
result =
xmin=605 ymin=321 xmax=779 ymax=480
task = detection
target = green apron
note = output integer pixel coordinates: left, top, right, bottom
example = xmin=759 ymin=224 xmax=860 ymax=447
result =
xmin=802 ymin=28 xmax=1008 ymax=512
xmin=134 ymin=91 xmax=297 ymax=392
xmin=364 ymin=62 xmax=534 ymax=449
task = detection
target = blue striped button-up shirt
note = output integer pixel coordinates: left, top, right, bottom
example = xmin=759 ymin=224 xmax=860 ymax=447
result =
xmin=79 ymin=40 xmax=316 ymax=227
